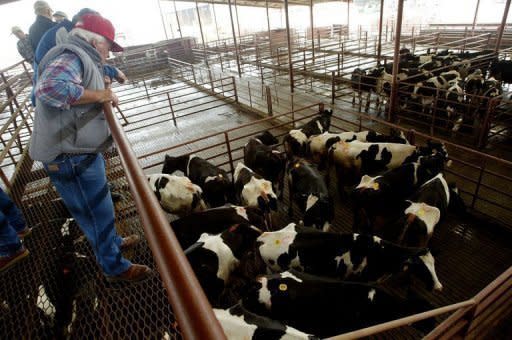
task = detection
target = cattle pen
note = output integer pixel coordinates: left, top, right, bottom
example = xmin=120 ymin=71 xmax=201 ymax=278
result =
xmin=1 ymin=0 xmax=512 ymax=339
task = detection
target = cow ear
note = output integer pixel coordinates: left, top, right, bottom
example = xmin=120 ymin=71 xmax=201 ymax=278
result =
xmin=165 ymin=155 xmax=172 ymax=161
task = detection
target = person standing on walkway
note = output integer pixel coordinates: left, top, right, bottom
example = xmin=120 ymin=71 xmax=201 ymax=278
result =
xmin=11 ymin=26 xmax=34 ymax=64
xmin=29 ymin=14 xmax=151 ymax=282
xmin=0 ymin=187 xmax=31 ymax=272
xmin=29 ymin=1 xmax=56 ymax=51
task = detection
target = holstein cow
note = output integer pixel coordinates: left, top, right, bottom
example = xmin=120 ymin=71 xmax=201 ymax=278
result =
xmin=243 ymin=270 xmax=434 ymax=337
xmin=170 ymin=205 xmax=267 ymax=249
xmin=234 ymin=163 xmax=278 ymax=228
xmin=350 ymin=67 xmax=387 ymax=113
xmin=386 ymin=173 xmax=465 ymax=248
xmin=214 ymin=303 xmax=317 ymax=340
xmin=283 ymin=109 xmax=332 ymax=158
xmin=255 ymin=223 xmax=443 ymax=291
xmin=162 ymin=154 xmax=232 ymax=208
xmin=490 ymin=59 xmax=512 ymax=84
xmin=287 ymin=158 xmax=333 ymax=231
xmin=308 ymin=130 xmax=408 ymax=168
xmin=147 ymin=174 xmax=206 ymax=216
xmin=352 ymin=152 xmax=448 ymax=233
xmin=411 ymin=70 xmax=461 ymax=113
xmin=244 ymin=132 xmax=287 ymax=199
xmin=328 ymin=140 xmax=447 ymax=187
xmin=184 ymin=223 xmax=262 ymax=307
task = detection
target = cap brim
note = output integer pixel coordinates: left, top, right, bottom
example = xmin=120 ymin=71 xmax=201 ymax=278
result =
xmin=111 ymin=41 xmax=123 ymax=52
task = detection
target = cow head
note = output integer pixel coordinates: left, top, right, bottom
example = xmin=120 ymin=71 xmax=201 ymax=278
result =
xmin=255 ymin=131 xmax=279 ymax=146
xmin=203 ymin=174 xmax=233 ymax=208
xmin=317 ymin=109 xmax=333 ymax=132
xmin=221 ymin=224 xmax=263 ymax=259
xmin=162 ymin=154 xmax=188 ymax=175
xmin=402 ymin=202 xmax=441 ymax=244
xmin=402 ymin=249 xmax=443 ymax=291
xmin=448 ymin=183 xmax=466 ymax=215
xmin=419 ymin=140 xmax=449 ymax=163
xmin=240 ymin=206 xmax=269 ymax=231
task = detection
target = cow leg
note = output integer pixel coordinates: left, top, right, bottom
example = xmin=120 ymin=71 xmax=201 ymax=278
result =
xmin=365 ymin=92 xmax=371 ymax=112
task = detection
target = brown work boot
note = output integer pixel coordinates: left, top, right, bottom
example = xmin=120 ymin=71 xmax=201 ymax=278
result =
xmin=0 ymin=246 xmax=30 ymax=273
xmin=17 ymin=227 xmax=33 ymax=239
xmin=120 ymin=234 xmax=141 ymax=250
xmin=106 ymin=264 xmax=152 ymax=283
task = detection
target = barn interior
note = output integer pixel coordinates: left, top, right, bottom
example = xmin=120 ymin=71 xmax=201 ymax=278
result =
xmin=1 ymin=0 xmax=512 ymax=339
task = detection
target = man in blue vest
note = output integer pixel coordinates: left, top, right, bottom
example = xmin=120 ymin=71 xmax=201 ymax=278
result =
xmin=28 ymin=1 xmax=56 ymax=51
xmin=29 ymin=14 xmax=151 ymax=282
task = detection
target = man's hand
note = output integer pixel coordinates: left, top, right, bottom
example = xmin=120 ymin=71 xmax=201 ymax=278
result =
xmin=115 ymin=68 xmax=128 ymax=84
xmin=101 ymin=89 xmax=119 ymax=107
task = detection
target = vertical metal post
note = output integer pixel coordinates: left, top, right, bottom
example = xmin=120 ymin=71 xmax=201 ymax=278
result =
xmin=472 ymin=0 xmax=481 ymax=35
xmin=234 ymin=0 xmax=242 ymax=46
xmin=228 ymin=0 xmax=242 ymax=77
xmin=142 ymin=78 xmax=150 ymax=100
xmin=388 ymin=0 xmax=405 ymax=122
xmin=156 ymin=0 xmax=169 ymax=40
xmin=232 ymin=76 xmax=239 ymax=103
xmin=331 ymin=70 xmax=336 ymax=104
xmin=248 ymin=81 xmax=252 ymax=107
xmin=173 ymin=0 xmax=183 ymax=38
xmin=495 ymin=0 xmax=511 ymax=52
xmin=196 ymin=0 xmax=208 ymax=67
xmin=284 ymin=0 xmax=295 ymax=93
xmin=310 ymin=0 xmax=315 ymax=62
xmin=347 ymin=0 xmax=350 ymax=37
xmin=266 ymin=86 xmax=273 ymax=116
xmin=266 ymin=0 xmax=273 ymax=57
xmin=166 ymin=92 xmax=177 ymax=127
xmin=211 ymin=1 xmax=221 ymax=41
xmin=472 ymin=162 xmax=486 ymax=208
xmin=224 ymin=132 xmax=235 ymax=177
xmin=377 ymin=0 xmax=384 ymax=64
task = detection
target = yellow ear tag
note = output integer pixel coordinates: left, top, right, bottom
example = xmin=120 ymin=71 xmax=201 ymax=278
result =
xmin=294 ymin=163 xmax=300 ymax=168
xmin=218 ymin=174 xmax=223 ymax=178
xmin=275 ymin=239 xmax=281 ymax=245
xmin=418 ymin=208 xmax=425 ymax=217
xmin=279 ymin=284 xmax=288 ymax=291
xmin=372 ymin=183 xmax=379 ymax=190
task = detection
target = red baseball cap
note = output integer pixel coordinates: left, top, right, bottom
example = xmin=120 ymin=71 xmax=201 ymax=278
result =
xmin=75 ymin=13 xmax=123 ymax=52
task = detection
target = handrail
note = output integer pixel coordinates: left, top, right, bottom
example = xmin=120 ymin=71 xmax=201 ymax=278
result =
xmin=103 ymin=102 xmax=226 ymax=340
xmin=327 ymin=299 xmax=476 ymax=340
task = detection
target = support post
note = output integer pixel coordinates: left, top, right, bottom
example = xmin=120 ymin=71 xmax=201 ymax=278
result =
xmin=331 ymin=71 xmax=336 ymax=104
xmin=284 ymin=0 xmax=295 ymax=93
xmin=212 ymin=1 xmax=221 ymax=41
xmin=156 ymin=0 xmax=169 ymax=40
xmin=266 ymin=86 xmax=273 ymax=116
xmin=347 ymin=0 xmax=350 ymax=37
xmin=472 ymin=0 xmax=481 ymax=35
xmin=377 ymin=0 xmax=384 ymax=64
xmin=173 ymin=0 xmax=183 ymax=38
xmin=310 ymin=0 xmax=315 ymax=62
xmin=387 ymin=0 xmax=405 ymax=122
xmin=232 ymin=76 xmax=239 ymax=103
xmin=166 ymin=93 xmax=177 ymax=127
xmin=495 ymin=0 xmax=511 ymax=52
xmin=266 ymin=0 xmax=273 ymax=57
xmin=195 ymin=0 xmax=209 ymax=67
xmin=228 ymin=0 xmax=242 ymax=77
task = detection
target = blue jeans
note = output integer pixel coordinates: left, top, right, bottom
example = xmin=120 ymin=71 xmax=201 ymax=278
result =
xmin=0 ymin=187 xmax=26 ymax=256
xmin=44 ymin=154 xmax=131 ymax=276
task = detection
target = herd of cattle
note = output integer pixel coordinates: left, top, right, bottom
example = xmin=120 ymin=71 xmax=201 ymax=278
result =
xmin=144 ymin=108 xmax=466 ymax=338
xmin=350 ymin=48 xmax=509 ymax=133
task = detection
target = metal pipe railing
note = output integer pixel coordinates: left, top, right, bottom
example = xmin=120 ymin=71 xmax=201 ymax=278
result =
xmin=103 ymin=102 xmax=226 ymax=340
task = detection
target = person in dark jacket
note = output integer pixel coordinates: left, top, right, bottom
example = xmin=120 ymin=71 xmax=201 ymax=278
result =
xmin=29 ymin=14 xmax=151 ymax=283
xmin=28 ymin=1 xmax=56 ymax=51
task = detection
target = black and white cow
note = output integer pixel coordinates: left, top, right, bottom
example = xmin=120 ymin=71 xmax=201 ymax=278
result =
xmin=287 ymin=158 xmax=333 ymax=231
xmin=170 ymin=206 xmax=267 ymax=249
xmin=352 ymin=153 xmax=448 ymax=233
xmin=255 ymin=223 xmax=443 ymax=291
xmin=243 ymin=270 xmax=434 ymax=337
xmin=386 ymin=173 xmax=465 ymax=248
xmin=490 ymin=59 xmax=512 ymax=84
xmin=308 ymin=130 xmax=408 ymax=167
xmin=412 ymin=70 xmax=461 ymax=109
xmin=214 ymin=303 xmax=317 ymax=340
xmin=184 ymin=223 xmax=262 ymax=306
xmin=234 ymin=163 xmax=278 ymax=225
xmin=328 ymin=140 xmax=447 ymax=186
xmin=442 ymin=79 xmax=466 ymax=132
xmin=351 ymin=67 xmax=384 ymax=112
xmin=147 ymin=174 xmax=206 ymax=216
xmin=244 ymin=132 xmax=287 ymax=199
xmin=162 ymin=154 xmax=232 ymax=208
xmin=283 ymin=109 xmax=332 ymax=158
